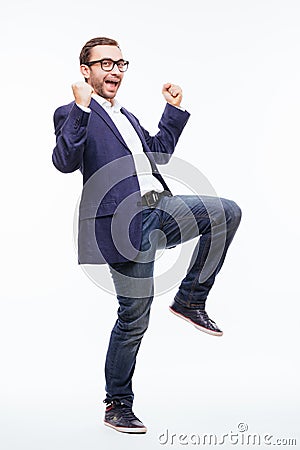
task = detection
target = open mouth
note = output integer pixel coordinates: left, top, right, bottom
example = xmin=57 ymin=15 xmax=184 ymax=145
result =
xmin=105 ymin=79 xmax=119 ymax=89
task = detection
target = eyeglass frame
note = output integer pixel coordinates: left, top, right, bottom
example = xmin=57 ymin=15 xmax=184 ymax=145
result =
xmin=84 ymin=58 xmax=129 ymax=72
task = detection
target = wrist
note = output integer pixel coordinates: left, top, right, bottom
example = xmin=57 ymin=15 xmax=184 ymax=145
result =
xmin=75 ymin=100 xmax=90 ymax=108
xmin=167 ymin=101 xmax=183 ymax=109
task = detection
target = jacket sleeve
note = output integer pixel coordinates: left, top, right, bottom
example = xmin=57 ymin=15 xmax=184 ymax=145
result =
xmin=52 ymin=103 xmax=90 ymax=173
xmin=141 ymin=103 xmax=190 ymax=164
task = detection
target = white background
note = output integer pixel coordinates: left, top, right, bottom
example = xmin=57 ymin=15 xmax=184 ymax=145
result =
xmin=1 ymin=0 xmax=299 ymax=449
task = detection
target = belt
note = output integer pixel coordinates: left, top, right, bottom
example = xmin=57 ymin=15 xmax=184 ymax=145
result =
xmin=139 ymin=190 xmax=172 ymax=208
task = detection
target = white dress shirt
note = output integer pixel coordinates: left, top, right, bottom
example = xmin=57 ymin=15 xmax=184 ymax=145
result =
xmin=77 ymin=94 xmax=165 ymax=196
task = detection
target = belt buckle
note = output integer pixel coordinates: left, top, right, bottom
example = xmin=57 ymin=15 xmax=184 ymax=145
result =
xmin=144 ymin=190 xmax=159 ymax=207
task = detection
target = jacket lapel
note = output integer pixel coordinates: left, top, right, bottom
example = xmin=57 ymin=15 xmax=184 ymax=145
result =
xmin=120 ymin=107 xmax=157 ymax=167
xmin=90 ymin=98 xmax=128 ymax=149
xmin=121 ymin=107 xmax=147 ymax=146
xmin=90 ymin=100 xmax=158 ymax=169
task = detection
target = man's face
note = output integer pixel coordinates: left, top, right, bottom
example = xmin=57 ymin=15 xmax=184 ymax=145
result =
xmin=81 ymin=45 xmax=125 ymax=101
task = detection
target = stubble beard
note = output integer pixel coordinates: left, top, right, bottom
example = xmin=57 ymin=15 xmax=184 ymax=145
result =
xmin=91 ymin=78 xmax=121 ymax=102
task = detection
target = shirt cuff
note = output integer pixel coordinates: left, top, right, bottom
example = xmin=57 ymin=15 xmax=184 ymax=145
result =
xmin=168 ymin=103 xmax=186 ymax=111
xmin=76 ymin=103 xmax=91 ymax=113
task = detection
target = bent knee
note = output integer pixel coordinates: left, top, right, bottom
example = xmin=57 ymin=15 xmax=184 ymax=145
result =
xmin=222 ymin=198 xmax=242 ymax=226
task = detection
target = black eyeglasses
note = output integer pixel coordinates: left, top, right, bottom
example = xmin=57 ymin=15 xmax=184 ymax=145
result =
xmin=85 ymin=58 xmax=129 ymax=72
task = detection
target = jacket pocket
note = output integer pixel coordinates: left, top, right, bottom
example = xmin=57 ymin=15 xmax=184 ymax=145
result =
xmin=79 ymin=200 xmax=117 ymax=220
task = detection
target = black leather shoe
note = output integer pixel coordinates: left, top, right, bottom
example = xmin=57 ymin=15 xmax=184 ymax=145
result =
xmin=104 ymin=400 xmax=147 ymax=434
xmin=169 ymin=300 xmax=223 ymax=336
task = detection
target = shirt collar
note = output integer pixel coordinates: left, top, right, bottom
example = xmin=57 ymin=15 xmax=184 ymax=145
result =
xmin=91 ymin=93 xmax=122 ymax=113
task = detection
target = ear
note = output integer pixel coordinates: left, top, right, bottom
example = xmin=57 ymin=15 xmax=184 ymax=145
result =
xmin=80 ymin=64 xmax=90 ymax=80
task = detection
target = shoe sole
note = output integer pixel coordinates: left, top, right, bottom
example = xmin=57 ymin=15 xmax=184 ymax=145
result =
xmin=104 ymin=420 xmax=147 ymax=434
xmin=169 ymin=306 xmax=223 ymax=336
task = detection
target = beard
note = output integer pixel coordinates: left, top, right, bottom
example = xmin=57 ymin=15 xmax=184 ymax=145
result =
xmin=90 ymin=74 xmax=121 ymax=100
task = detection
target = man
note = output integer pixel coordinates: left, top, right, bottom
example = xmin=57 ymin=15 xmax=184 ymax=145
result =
xmin=52 ymin=37 xmax=241 ymax=434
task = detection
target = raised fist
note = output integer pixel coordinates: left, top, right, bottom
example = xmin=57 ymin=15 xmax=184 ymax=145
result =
xmin=72 ymin=81 xmax=94 ymax=107
xmin=162 ymin=83 xmax=183 ymax=107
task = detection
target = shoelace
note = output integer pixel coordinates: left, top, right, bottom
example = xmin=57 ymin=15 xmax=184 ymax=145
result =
xmin=118 ymin=404 xmax=138 ymax=420
xmin=196 ymin=310 xmax=217 ymax=325
xmin=104 ymin=400 xmax=138 ymax=420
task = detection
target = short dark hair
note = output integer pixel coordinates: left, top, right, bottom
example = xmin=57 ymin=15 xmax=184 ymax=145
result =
xmin=79 ymin=37 xmax=120 ymax=65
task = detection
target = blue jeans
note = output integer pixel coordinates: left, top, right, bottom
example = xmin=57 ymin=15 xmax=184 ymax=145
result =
xmin=105 ymin=195 xmax=241 ymax=406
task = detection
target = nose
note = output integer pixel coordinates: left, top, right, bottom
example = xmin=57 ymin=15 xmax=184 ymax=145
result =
xmin=111 ymin=63 xmax=121 ymax=74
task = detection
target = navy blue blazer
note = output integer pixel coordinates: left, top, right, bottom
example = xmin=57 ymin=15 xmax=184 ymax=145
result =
xmin=52 ymin=98 xmax=190 ymax=264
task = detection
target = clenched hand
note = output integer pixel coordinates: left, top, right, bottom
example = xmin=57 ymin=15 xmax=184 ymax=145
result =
xmin=162 ymin=83 xmax=183 ymax=107
xmin=72 ymin=81 xmax=94 ymax=107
